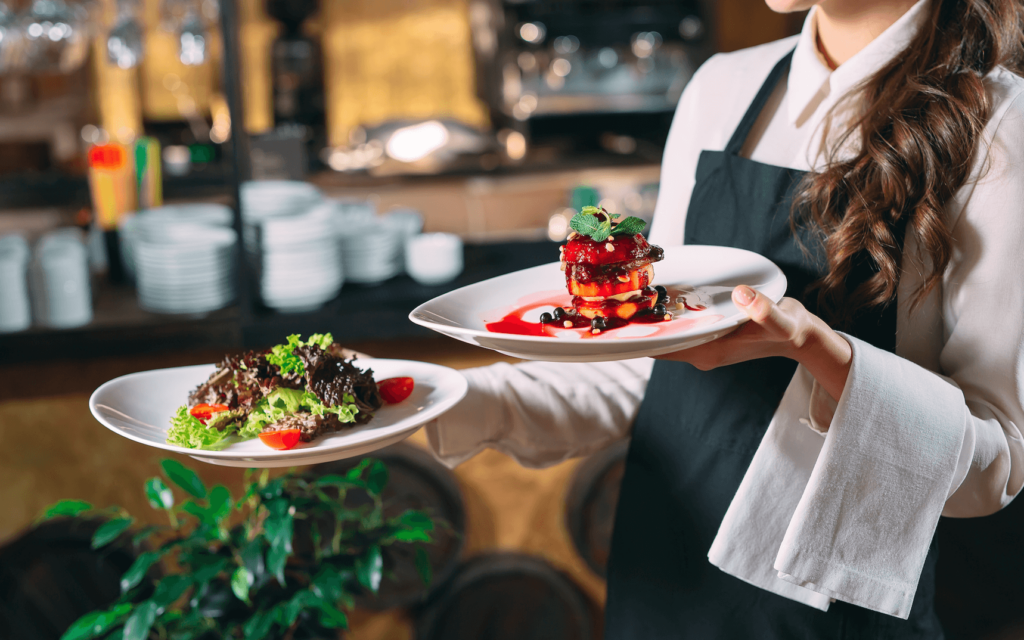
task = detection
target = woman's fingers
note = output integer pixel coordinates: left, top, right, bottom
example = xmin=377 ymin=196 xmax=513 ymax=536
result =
xmin=732 ymin=285 xmax=797 ymax=342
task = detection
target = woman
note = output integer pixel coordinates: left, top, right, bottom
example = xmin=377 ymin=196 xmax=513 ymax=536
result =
xmin=427 ymin=0 xmax=1024 ymax=636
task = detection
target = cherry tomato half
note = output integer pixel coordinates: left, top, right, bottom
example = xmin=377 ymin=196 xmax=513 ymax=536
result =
xmin=190 ymin=403 xmax=230 ymax=424
xmin=258 ymin=429 xmax=302 ymax=450
xmin=378 ymin=377 xmax=415 ymax=404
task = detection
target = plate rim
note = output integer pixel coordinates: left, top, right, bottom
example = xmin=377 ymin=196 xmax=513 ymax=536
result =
xmin=89 ymin=358 xmax=468 ymax=460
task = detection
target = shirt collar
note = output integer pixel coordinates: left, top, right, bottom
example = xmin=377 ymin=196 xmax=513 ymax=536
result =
xmin=786 ymin=0 xmax=932 ymax=125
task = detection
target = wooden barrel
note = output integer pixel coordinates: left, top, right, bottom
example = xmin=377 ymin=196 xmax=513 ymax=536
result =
xmin=0 ymin=519 xmax=138 ymax=640
xmin=307 ymin=442 xmax=466 ymax=609
xmin=415 ymin=553 xmax=598 ymax=640
xmin=564 ymin=440 xmax=630 ymax=578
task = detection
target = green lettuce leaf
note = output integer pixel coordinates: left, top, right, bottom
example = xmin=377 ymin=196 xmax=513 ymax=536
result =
xmin=166 ymin=406 xmax=236 ymax=449
xmin=238 ymin=388 xmax=359 ymax=440
xmin=266 ymin=333 xmax=334 ymax=377
xmin=238 ymin=388 xmax=306 ymax=439
xmin=304 ymin=392 xmax=358 ymax=423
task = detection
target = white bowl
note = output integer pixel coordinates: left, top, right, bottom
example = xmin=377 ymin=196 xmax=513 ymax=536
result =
xmin=405 ymin=233 xmax=463 ymax=286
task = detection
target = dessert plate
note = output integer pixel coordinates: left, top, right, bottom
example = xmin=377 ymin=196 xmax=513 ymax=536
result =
xmin=90 ymin=359 xmax=467 ymax=468
xmin=410 ymin=245 xmax=786 ymax=363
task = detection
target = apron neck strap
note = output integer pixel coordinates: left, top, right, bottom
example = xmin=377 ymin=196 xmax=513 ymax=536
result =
xmin=724 ymin=49 xmax=795 ymax=156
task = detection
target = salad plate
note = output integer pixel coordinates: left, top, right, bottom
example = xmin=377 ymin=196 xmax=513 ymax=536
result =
xmin=410 ymin=245 xmax=786 ymax=363
xmin=90 ymin=358 xmax=467 ymax=468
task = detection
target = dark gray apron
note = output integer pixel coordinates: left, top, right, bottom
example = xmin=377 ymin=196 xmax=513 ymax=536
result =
xmin=603 ymin=50 xmax=944 ymax=639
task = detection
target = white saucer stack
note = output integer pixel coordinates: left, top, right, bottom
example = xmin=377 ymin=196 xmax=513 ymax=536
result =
xmin=30 ymin=229 xmax=93 ymax=328
xmin=133 ymin=225 xmax=238 ymax=315
xmin=0 ymin=234 xmax=32 ymax=333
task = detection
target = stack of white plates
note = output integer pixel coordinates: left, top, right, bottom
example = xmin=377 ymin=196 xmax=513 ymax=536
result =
xmin=240 ymin=180 xmax=321 ymax=225
xmin=121 ymin=203 xmax=234 ymax=280
xmin=337 ymin=220 xmax=404 ymax=285
xmin=255 ymin=203 xmax=344 ymax=312
xmin=30 ymin=229 xmax=93 ymax=328
xmin=0 ymin=234 xmax=31 ymax=333
xmin=134 ymin=225 xmax=237 ymax=314
xmin=381 ymin=208 xmax=424 ymax=272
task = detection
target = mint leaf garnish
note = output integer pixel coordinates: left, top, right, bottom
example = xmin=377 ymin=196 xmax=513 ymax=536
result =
xmin=569 ymin=211 xmax=612 ymax=241
xmin=569 ymin=207 xmax=645 ymax=241
xmin=611 ymin=216 xmax=647 ymax=236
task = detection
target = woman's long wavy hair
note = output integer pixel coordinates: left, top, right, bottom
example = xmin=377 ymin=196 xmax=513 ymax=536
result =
xmin=794 ymin=0 xmax=1024 ymax=328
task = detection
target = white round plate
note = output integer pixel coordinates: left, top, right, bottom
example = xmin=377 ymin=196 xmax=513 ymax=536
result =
xmin=89 ymin=359 xmax=467 ymax=468
xmin=409 ymin=245 xmax=787 ymax=363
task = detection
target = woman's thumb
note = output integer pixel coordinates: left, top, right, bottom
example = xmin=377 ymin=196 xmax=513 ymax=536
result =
xmin=732 ymin=285 xmax=775 ymax=326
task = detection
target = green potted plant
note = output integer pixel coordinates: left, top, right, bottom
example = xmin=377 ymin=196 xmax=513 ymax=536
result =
xmin=41 ymin=457 xmax=438 ymax=640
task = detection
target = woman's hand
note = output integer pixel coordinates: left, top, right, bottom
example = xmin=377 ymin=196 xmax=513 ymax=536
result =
xmin=654 ymin=285 xmax=854 ymax=402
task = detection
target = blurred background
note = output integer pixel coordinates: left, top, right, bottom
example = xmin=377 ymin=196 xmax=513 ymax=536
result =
xmin=0 ymin=1 xmax=806 ymax=638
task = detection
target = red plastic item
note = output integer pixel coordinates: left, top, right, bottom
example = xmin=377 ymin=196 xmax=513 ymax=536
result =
xmin=258 ymin=429 xmax=302 ymax=450
xmin=378 ymin=377 xmax=415 ymax=404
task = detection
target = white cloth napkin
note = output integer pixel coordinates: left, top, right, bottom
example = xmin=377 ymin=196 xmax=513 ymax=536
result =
xmin=709 ymin=334 xmax=968 ymax=619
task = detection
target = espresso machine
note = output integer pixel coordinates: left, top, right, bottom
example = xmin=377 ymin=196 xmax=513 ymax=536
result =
xmin=473 ymin=0 xmax=714 ymax=159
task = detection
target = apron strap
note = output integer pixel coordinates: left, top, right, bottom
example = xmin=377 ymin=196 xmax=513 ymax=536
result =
xmin=724 ymin=48 xmax=795 ymax=156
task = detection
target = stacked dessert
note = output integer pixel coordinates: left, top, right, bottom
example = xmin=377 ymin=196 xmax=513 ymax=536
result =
xmin=551 ymin=206 xmax=669 ymax=333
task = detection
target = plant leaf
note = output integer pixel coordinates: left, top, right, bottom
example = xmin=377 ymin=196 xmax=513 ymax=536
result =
xmin=415 ymin=546 xmax=432 ymax=587
xmin=355 ymin=545 xmax=383 ymax=594
xmin=92 ymin=518 xmax=134 ymax=549
xmin=611 ymin=216 xmax=647 ymax=236
xmin=206 ymin=485 xmax=232 ymax=521
xmin=161 ymin=459 xmax=207 ymax=499
xmin=275 ymin=590 xmax=315 ymax=628
xmin=314 ymin=474 xmax=365 ymax=490
xmin=240 ymin=538 xmax=266 ymax=585
xmin=397 ymin=510 xmax=434 ymax=531
xmin=242 ymin=610 xmax=275 ymax=640
xmin=42 ymin=499 xmax=92 ymax=521
xmin=59 ymin=603 xmax=131 ymax=640
xmin=365 ymin=460 xmax=388 ymax=495
xmin=144 ymin=477 xmax=174 ymax=510
xmin=234 ymin=481 xmax=258 ymax=511
xmin=191 ymin=556 xmax=230 ymax=584
xmin=392 ymin=528 xmax=432 ymax=543
xmin=120 ymin=551 xmax=161 ymax=594
xmin=152 ymin=575 xmax=192 ymax=608
xmin=130 ymin=525 xmax=162 ymax=548
xmin=345 ymin=459 xmax=372 ymax=480
xmin=257 ymin=477 xmax=285 ymax=500
xmin=263 ymin=497 xmax=294 ymax=584
xmin=122 ymin=601 xmax=157 ymax=640
xmin=266 ymin=543 xmax=289 ymax=586
xmin=180 ymin=501 xmax=210 ymax=524
xmin=316 ymin=602 xmax=348 ymax=629
xmin=231 ymin=566 xmax=253 ymax=603
xmin=311 ymin=565 xmax=345 ymax=603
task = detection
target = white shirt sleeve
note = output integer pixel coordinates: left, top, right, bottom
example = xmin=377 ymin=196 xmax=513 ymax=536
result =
xmin=807 ymin=76 xmax=1024 ymax=518
xmin=425 ymin=358 xmax=653 ymax=468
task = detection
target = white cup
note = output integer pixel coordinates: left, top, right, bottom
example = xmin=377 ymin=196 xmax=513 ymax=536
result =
xmin=0 ymin=235 xmax=31 ymax=333
xmin=33 ymin=231 xmax=92 ymax=329
xmin=404 ymin=233 xmax=463 ymax=286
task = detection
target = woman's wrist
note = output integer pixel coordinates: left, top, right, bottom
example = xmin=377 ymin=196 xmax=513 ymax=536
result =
xmin=790 ymin=317 xmax=853 ymax=402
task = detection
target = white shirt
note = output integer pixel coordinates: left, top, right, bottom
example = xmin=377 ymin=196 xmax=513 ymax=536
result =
xmin=427 ymin=0 xmax=1024 ymax=618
